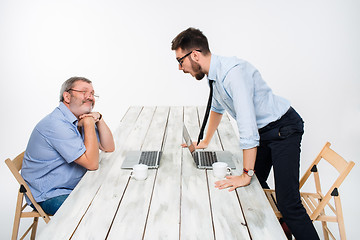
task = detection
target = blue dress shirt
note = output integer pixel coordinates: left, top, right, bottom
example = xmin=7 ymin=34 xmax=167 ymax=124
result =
xmin=208 ymin=55 xmax=290 ymax=149
xmin=21 ymin=102 xmax=92 ymax=204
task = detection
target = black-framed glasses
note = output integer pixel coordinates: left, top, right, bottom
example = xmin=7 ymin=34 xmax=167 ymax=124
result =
xmin=67 ymin=89 xmax=99 ymax=99
xmin=177 ymin=49 xmax=202 ymax=67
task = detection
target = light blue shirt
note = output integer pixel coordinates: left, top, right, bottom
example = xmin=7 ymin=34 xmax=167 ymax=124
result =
xmin=21 ymin=102 xmax=91 ymax=204
xmin=208 ymin=55 xmax=290 ymax=149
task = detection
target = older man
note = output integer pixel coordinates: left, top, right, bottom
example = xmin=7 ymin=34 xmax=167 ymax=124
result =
xmin=21 ymin=77 xmax=115 ymax=215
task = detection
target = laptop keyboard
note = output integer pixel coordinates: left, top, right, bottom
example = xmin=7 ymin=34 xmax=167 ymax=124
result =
xmin=139 ymin=151 xmax=159 ymax=166
xmin=200 ymin=152 xmax=217 ymax=166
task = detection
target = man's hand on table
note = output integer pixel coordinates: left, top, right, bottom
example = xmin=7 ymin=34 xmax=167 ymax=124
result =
xmin=214 ymin=174 xmax=251 ymax=192
xmin=181 ymin=140 xmax=209 ymax=149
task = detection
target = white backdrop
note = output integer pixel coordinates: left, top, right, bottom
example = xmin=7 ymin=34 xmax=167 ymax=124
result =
xmin=1 ymin=0 xmax=359 ymax=239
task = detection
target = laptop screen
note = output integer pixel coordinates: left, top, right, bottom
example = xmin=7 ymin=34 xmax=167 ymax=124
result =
xmin=183 ymin=125 xmax=196 ymax=154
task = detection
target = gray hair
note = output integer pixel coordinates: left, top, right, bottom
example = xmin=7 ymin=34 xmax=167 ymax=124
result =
xmin=59 ymin=77 xmax=92 ymax=102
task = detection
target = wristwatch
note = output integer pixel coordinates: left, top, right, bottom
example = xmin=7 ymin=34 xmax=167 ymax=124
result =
xmin=243 ymin=168 xmax=255 ymax=177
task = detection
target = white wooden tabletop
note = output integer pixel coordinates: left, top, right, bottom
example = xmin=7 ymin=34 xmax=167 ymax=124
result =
xmin=37 ymin=106 xmax=286 ymax=240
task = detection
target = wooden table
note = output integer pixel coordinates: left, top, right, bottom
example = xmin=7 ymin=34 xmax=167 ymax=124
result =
xmin=37 ymin=106 xmax=286 ymax=240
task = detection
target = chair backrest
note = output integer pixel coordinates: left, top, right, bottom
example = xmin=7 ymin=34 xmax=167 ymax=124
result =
xmin=299 ymin=142 xmax=355 ymax=219
xmin=5 ymin=151 xmax=51 ymax=223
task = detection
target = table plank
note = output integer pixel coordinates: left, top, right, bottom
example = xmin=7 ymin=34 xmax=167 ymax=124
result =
xmin=143 ymin=106 xmax=182 ymax=239
xmin=141 ymin=106 xmax=170 ymax=150
xmin=106 ymin=106 xmax=169 ymax=239
xmin=37 ymin=106 xmax=143 ymax=240
xmin=207 ymin=173 xmax=250 ymax=240
xmin=217 ymin=114 xmax=287 ymax=240
xmin=180 ymin=106 xmax=214 ymax=240
xmin=197 ymin=107 xmax=250 ymax=240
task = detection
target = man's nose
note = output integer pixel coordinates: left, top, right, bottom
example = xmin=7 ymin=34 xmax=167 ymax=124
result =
xmin=86 ymin=94 xmax=94 ymax=101
xmin=178 ymin=64 xmax=183 ymax=70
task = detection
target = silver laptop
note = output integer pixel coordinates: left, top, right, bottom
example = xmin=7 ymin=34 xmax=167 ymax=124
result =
xmin=183 ymin=125 xmax=235 ymax=169
xmin=121 ymin=151 xmax=162 ymax=169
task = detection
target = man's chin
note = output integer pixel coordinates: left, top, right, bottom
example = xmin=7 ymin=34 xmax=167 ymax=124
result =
xmin=186 ymin=71 xmax=204 ymax=80
xmin=195 ymin=73 xmax=205 ymax=80
xmin=82 ymin=106 xmax=93 ymax=114
xmin=83 ymin=102 xmax=94 ymax=110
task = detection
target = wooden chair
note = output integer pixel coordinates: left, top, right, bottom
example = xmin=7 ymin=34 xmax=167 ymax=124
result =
xmin=264 ymin=142 xmax=355 ymax=240
xmin=5 ymin=151 xmax=51 ymax=240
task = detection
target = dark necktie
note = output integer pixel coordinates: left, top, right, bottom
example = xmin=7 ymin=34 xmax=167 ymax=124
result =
xmin=197 ymin=80 xmax=214 ymax=145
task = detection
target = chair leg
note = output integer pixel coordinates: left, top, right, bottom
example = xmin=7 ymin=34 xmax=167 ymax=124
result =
xmin=321 ymin=220 xmax=329 ymax=240
xmin=30 ymin=217 xmax=39 ymax=240
xmin=334 ymin=195 xmax=346 ymax=240
xmin=11 ymin=191 xmax=24 ymax=240
xmin=318 ymin=206 xmax=329 ymax=240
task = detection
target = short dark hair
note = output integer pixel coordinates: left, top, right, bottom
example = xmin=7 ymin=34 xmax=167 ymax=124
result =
xmin=171 ymin=27 xmax=210 ymax=55
xmin=59 ymin=77 xmax=92 ymax=102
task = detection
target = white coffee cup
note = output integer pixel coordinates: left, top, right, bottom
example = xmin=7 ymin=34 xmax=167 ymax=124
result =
xmin=132 ymin=164 xmax=148 ymax=181
xmin=212 ymin=162 xmax=231 ymax=179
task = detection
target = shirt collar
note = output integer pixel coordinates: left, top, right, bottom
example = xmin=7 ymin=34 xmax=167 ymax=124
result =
xmin=58 ymin=102 xmax=78 ymax=125
xmin=207 ymin=54 xmax=219 ymax=82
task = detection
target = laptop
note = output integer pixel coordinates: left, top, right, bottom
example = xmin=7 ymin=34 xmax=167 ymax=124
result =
xmin=182 ymin=125 xmax=236 ymax=169
xmin=121 ymin=150 xmax=162 ymax=169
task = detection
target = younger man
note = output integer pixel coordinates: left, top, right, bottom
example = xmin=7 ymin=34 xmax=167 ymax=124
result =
xmin=171 ymin=28 xmax=319 ymax=240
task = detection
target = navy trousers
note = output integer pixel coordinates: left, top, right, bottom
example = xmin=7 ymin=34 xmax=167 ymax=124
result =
xmin=255 ymin=107 xmax=319 ymax=240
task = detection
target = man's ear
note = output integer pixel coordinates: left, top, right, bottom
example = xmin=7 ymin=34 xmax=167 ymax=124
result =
xmin=191 ymin=50 xmax=201 ymax=62
xmin=63 ymin=91 xmax=71 ymax=104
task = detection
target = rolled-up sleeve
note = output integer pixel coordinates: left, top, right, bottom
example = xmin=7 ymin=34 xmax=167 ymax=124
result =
xmin=211 ymin=96 xmax=225 ymax=114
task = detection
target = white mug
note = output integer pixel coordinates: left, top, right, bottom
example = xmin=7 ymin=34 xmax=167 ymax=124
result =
xmin=212 ymin=162 xmax=231 ymax=179
xmin=132 ymin=164 xmax=148 ymax=181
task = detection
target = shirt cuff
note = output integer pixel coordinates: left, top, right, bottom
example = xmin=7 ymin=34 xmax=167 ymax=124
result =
xmin=211 ymin=106 xmax=225 ymax=114
xmin=239 ymin=138 xmax=259 ymax=149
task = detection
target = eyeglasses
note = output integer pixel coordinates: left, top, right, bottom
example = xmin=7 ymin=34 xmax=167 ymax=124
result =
xmin=177 ymin=49 xmax=202 ymax=67
xmin=67 ymin=89 xmax=99 ymax=99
